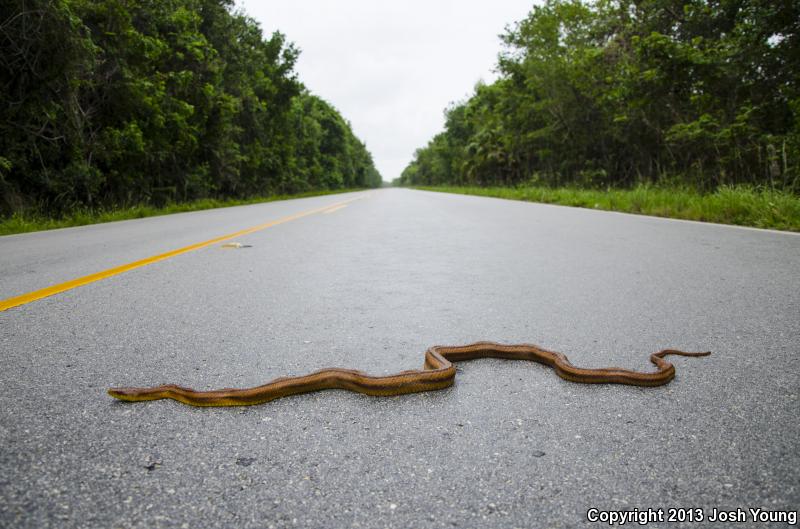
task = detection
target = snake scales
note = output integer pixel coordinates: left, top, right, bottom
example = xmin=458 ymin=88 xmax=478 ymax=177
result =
xmin=107 ymin=342 xmax=710 ymax=407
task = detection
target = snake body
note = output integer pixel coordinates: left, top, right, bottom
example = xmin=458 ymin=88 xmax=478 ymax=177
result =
xmin=107 ymin=342 xmax=710 ymax=407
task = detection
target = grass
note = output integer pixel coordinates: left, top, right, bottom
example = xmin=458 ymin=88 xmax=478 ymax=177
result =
xmin=0 ymin=188 xmax=365 ymax=236
xmin=413 ymin=184 xmax=800 ymax=232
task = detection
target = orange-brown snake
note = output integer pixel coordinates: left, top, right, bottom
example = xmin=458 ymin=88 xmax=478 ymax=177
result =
xmin=107 ymin=342 xmax=710 ymax=407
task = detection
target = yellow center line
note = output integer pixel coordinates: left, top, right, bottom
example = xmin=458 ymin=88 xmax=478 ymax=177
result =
xmin=0 ymin=195 xmax=366 ymax=312
xmin=322 ymin=204 xmax=348 ymax=214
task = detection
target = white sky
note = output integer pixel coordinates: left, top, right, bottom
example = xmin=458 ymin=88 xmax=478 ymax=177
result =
xmin=236 ymin=1 xmax=535 ymax=181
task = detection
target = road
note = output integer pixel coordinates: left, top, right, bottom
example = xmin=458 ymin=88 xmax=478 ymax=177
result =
xmin=1 ymin=188 xmax=798 ymax=528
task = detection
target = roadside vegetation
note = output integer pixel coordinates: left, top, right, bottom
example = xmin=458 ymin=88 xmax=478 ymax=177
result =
xmin=415 ymin=185 xmax=800 ymax=231
xmin=0 ymin=188 xmax=363 ymax=236
xmin=0 ymin=0 xmax=382 ymax=229
xmin=397 ymin=0 xmax=799 ymax=230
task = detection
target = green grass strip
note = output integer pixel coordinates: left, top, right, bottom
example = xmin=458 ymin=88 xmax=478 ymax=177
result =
xmin=413 ymin=185 xmax=800 ymax=232
xmin=0 ymin=188 xmax=365 ymax=236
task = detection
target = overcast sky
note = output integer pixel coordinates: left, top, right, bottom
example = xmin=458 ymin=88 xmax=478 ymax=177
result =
xmin=236 ymin=1 xmax=535 ymax=181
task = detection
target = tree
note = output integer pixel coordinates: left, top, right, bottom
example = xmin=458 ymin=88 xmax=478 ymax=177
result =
xmin=0 ymin=0 xmax=381 ymax=217
xmin=400 ymin=0 xmax=799 ymax=192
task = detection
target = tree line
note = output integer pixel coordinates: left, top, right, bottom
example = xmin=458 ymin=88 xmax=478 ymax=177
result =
xmin=398 ymin=0 xmax=798 ymax=191
xmin=0 ymin=0 xmax=382 ymax=217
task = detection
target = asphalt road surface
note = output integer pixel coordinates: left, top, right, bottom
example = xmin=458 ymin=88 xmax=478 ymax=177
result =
xmin=1 ymin=189 xmax=798 ymax=529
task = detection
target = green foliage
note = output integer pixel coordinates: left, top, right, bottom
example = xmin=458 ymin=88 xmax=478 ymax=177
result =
xmin=286 ymin=94 xmax=381 ymax=191
xmin=415 ymin=185 xmax=800 ymax=232
xmin=398 ymin=0 xmax=799 ymax=192
xmin=0 ymin=0 xmax=380 ymax=218
xmin=0 ymin=188 xmax=364 ymax=236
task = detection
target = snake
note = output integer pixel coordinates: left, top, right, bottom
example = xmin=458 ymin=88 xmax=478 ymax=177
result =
xmin=107 ymin=342 xmax=710 ymax=407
